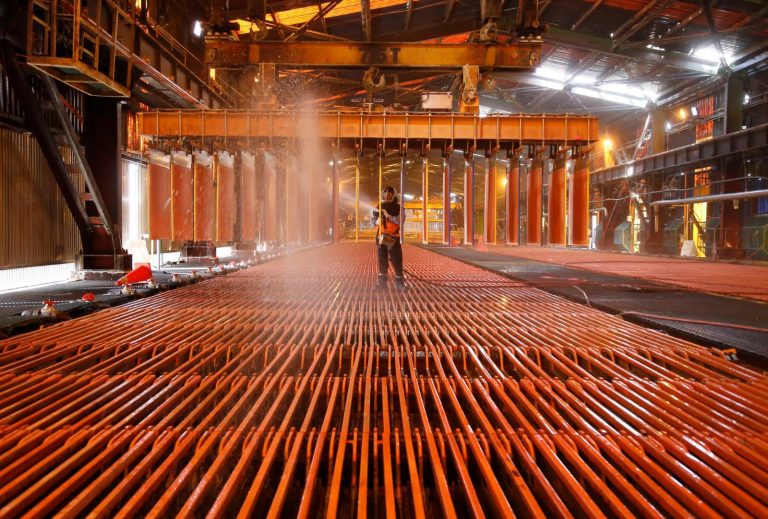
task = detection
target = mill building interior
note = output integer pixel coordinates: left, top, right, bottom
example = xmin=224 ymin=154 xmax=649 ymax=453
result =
xmin=1 ymin=0 xmax=768 ymax=516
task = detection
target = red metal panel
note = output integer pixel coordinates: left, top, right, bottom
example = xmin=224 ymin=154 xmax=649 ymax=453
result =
xmin=194 ymin=152 xmax=215 ymax=241
xmin=240 ymin=152 xmax=258 ymax=242
xmin=548 ymin=159 xmax=567 ymax=246
xmin=527 ymin=161 xmax=543 ymax=245
xmin=569 ymin=158 xmax=590 ymax=246
xmin=170 ymin=152 xmax=193 ymax=241
xmin=215 ymin=152 xmax=235 ymax=242
xmin=147 ymin=152 xmax=171 ymax=240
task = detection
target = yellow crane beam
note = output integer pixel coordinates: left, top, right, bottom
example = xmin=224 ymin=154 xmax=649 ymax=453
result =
xmin=138 ymin=111 xmax=598 ymax=143
xmin=204 ymin=40 xmax=541 ymax=69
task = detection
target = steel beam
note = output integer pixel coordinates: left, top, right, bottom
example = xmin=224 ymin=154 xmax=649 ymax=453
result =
xmin=138 ymin=111 xmax=599 ymax=143
xmin=361 ymin=0 xmax=372 ymax=41
xmin=591 ymin=122 xmax=768 ymax=183
xmin=546 ymin=27 xmax=717 ymax=74
xmin=204 ymin=40 xmax=541 ymax=69
xmin=572 ymin=0 xmax=604 ymax=30
xmin=610 ymin=0 xmax=676 ymax=50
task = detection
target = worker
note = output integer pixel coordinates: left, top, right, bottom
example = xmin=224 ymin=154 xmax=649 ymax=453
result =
xmin=373 ymin=186 xmax=406 ymax=290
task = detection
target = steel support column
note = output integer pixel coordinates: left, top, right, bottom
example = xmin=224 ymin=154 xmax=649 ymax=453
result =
xmin=464 ymin=158 xmax=474 ymax=245
xmin=400 ymin=153 xmax=407 ymax=245
xmin=548 ymin=156 xmax=567 ymax=246
xmin=443 ymin=157 xmax=451 ymax=245
xmin=527 ymin=159 xmax=543 ymax=245
xmin=355 ymin=156 xmax=361 ymax=243
xmin=307 ymin=153 xmax=316 ymax=244
xmin=569 ymin=158 xmax=590 ymax=246
xmin=507 ymin=162 xmax=520 ymax=244
xmin=332 ymin=154 xmax=340 ymax=243
xmin=484 ymin=154 xmax=497 ymax=245
xmin=725 ymin=74 xmax=745 ymax=134
xmin=263 ymin=151 xmax=277 ymax=243
xmin=285 ymin=156 xmax=299 ymax=244
xmin=422 ymin=152 xmax=429 ymax=244
xmin=240 ymin=152 xmax=258 ymax=242
xmin=651 ymin=108 xmax=667 ymax=155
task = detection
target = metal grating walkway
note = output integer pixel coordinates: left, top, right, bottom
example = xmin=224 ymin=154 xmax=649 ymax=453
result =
xmin=1 ymin=244 xmax=767 ymax=517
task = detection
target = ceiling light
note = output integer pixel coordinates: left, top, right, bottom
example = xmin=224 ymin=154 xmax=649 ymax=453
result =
xmin=603 ymin=138 xmax=613 ymax=151
xmin=193 ymin=20 xmax=203 ymax=38
xmin=678 ymin=107 xmax=687 ymax=120
xmin=665 ymin=121 xmax=672 ymax=131
xmin=690 ymin=106 xmax=698 ymax=116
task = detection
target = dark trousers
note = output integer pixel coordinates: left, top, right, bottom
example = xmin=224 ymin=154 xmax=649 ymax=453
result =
xmin=377 ymin=240 xmax=403 ymax=278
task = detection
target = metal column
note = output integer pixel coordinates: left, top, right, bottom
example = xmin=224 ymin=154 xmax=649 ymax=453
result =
xmin=355 ymin=155 xmax=360 ymax=243
xmin=464 ymin=157 xmax=474 ymax=245
xmin=484 ymin=153 xmax=497 ymax=245
xmin=422 ymin=152 xmax=429 ymax=244
xmin=400 ymin=152 xmax=407 ymax=245
xmin=332 ymin=155 xmax=340 ymax=243
xmin=507 ymin=161 xmax=520 ymax=245
xmin=548 ymin=155 xmax=567 ymax=246
xmin=527 ymin=159 xmax=543 ymax=245
xmin=443 ymin=156 xmax=451 ymax=245
xmin=569 ymin=157 xmax=590 ymax=246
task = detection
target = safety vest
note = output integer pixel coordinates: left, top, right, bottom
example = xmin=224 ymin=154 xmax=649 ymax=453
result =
xmin=380 ymin=217 xmax=400 ymax=237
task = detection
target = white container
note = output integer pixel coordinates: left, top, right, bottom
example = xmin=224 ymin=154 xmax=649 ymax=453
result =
xmin=421 ymin=92 xmax=453 ymax=111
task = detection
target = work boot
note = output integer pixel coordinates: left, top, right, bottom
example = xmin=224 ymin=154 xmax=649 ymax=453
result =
xmin=395 ymin=276 xmax=407 ymax=291
xmin=376 ymin=275 xmax=388 ymax=290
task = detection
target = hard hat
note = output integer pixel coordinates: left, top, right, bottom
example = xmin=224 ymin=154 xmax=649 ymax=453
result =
xmin=381 ymin=186 xmax=397 ymax=202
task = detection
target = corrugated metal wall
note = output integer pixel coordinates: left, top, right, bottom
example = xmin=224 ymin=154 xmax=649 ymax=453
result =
xmin=0 ymin=126 xmax=81 ymax=269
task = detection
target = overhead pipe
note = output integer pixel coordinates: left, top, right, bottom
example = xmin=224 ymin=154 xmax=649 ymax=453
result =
xmin=650 ymin=188 xmax=768 ymax=207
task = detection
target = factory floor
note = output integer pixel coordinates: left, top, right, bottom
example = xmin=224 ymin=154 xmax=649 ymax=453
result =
xmin=0 ymin=243 xmax=767 ymax=516
xmin=423 ymin=244 xmax=768 ymax=361
xmin=484 ymin=244 xmax=768 ymax=302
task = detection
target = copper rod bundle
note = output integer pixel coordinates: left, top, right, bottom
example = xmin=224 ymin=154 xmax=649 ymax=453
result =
xmin=1 ymin=244 xmax=767 ymax=517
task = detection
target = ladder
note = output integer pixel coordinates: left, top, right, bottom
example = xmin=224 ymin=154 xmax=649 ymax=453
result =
xmin=39 ymin=74 xmax=120 ymax=266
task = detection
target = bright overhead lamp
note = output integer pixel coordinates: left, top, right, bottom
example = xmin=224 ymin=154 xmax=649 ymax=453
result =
xmin=690 ymin=106 xmax=698 ymax=117
xmin=193 ymin=20 xmax=203 ymax=37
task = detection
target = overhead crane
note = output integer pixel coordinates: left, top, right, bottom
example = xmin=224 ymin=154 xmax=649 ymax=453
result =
xmin=136 ymin=0 xmax=594 ymax=252
xmin=204 ymin=40 xmax=542 ymax=69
